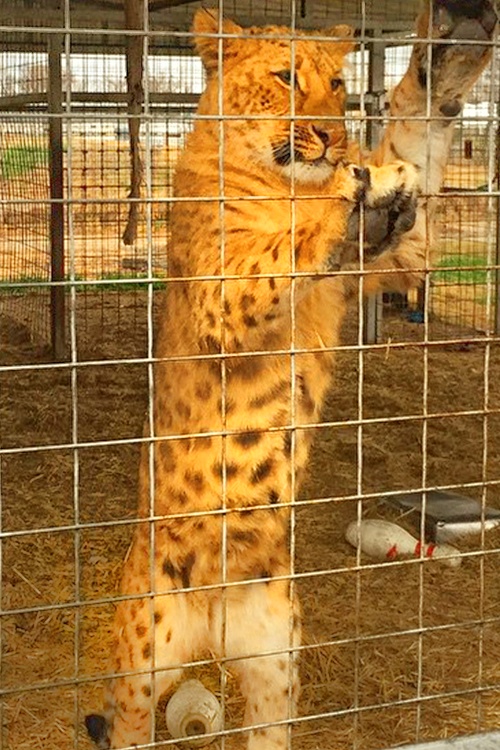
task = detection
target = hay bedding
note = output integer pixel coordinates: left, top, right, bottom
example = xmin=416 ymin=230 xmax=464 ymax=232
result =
xmin=1 ymin=294 xmax=500 ymax=750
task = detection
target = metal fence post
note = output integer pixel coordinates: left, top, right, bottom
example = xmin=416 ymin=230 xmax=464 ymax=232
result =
xmin=363 ymin=29 xmax=385 ymax=344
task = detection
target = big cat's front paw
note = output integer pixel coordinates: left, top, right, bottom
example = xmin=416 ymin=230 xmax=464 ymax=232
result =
xmin=414 ymin=0 xmax=497 ymax=113
xmin=430 ymin=0 xmax=497 ymax=46
xmin=363 ymin=161 xmax=420 ymax=212
xmin=330 ymin=161 xmax=419 ymax=269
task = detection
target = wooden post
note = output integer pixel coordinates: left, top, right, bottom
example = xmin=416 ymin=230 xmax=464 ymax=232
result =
xmin=48 ymin=33 xmax=66 ymax=360
xmin=122 ymin=0 xmax=145 ymax=246
xmin=495 ymin=98 xmax=500 ymax=335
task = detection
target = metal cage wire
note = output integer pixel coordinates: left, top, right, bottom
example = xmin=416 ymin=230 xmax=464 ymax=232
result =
xmin=0 ymin=2 xmax=500 ymax=750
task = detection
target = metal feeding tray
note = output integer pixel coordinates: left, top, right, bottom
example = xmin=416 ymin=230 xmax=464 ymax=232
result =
xmin=384 ymin=490 xmax=500 ymax=543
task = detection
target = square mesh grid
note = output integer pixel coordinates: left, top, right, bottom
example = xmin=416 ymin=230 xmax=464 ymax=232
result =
xmin=0 ymin=2 xmax=500 ymax=750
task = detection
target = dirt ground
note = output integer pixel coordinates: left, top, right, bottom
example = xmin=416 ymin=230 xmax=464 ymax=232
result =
xmin=1 ymin=292 xmax=500 ymax=750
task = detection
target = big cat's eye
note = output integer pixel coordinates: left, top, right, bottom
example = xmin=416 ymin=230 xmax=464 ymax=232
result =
xmin=330 ymin=77 xmax=343 ymax=91
xmin=274 ymin=69 xmax=298 ymax=88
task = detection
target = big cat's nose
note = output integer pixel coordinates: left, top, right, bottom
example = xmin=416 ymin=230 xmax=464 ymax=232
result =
xmin=311 ymin=125 xmax=347 ymax=152
xmin=312 ymin=126 xmax=331 ymax=146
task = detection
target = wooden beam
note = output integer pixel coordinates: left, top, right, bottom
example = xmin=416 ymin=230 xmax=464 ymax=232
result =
xmin=0 ymin=90 xmax=381 ymax=112
xmin=40 ymin=0 xmax=202 ymax=8
xmin=122 ymin=0 xmax=145 ymax=245
xmin=48 ymin=33 xmax=66 ymax=361
xmin=149 ymin=0 xmax=202 ymax=9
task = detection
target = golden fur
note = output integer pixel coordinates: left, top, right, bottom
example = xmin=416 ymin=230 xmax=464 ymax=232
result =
xmin=86 ymin=3 xmax=496 ymax=748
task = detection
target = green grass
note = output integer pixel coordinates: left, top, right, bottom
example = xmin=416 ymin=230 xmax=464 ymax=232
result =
xmin=433 ymin=253 xmax=493 ymax=285
xmin=1 ymin=145 xmax=49 ymax=180
xmin=0 ymin=273 xmax=166 ymax=295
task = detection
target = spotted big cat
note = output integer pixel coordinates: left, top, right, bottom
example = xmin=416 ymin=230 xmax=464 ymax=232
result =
xmin=86 ymin=1 xmax=496 ymax=747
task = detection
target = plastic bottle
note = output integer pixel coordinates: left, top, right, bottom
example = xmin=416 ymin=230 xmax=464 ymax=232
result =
xmin=166 ymin=679 xmax=223 ymax=746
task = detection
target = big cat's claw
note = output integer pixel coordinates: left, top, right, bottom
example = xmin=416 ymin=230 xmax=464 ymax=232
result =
xmin=432 ymin=0 xmax=497 ymax=39
xmin=415 ymin=0 xmax=497 ymax=100
xmin=330 ymin=161 xmax=419 ymax=269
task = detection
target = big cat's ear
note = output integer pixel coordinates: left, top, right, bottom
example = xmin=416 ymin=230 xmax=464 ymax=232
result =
xmin=192 ymin=8 xmax=243 ymax=71
xmin=325 ymin=24 xmax=355 ymax=55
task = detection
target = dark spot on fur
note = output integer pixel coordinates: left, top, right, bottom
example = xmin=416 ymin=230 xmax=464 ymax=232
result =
xmin=142 ymin=643 xmax=151 ymax=660
xmin=158 ymin=442 xmax=176 ymax=472
xmin=206 ymin=311 xmax=216 ymax=328
xmin=193 ymin=436 xmax=213 ymax=450
xmin=417 ymin=66 xmax=427 ymax=89
xmin=136 ymin=625 xmax=147 ymax=638
xmin=224 ymin=299 xmax=232 ymax=315
xmin=251 ymin=458 xmax=274 ymax=484
xmin=240 ymin=294 xmax=256 ymax=311
xmin=184 ymin=470 xmax=205 ymax=491
xmin=180 ymin=551 xmax=196 ymax=588
xmin=230 ymin=529 xmax=258 ymax=544
xmin=162 ymin=559 xmax=177 ymax=579
xmin=195 ymin=381 xmax=212 ymax=400
xmin=212 ymin=461 xmax=239 ymax=478
xmin=283 ymin=431 xmax=292 ymax=455
xmin=389 ymin=141 xmax=404 ymax=161
xmin=159 ymin=410 xmax=173 ymax=430
xmin=242 ymin=314 xmax=258 ymax=328
xmin=294 ymin=238 xmax=308 ymax=263
xmin=250 ymin=262 xmax=261 ymax=275
xmin=172 ymin=489 xmax=188 ymax=506
xmin=175 ymin=400 xmax=191 ymax=420
xmin=272 ymin=246 xmax=279 ymax=261
xmin=217 ymin=397 xmax=235 ymax=415
xmin=154 ymin=611 xmax=162 ymax=624
xmin=230 ymin=355 xmax=264 ymax=380
xmin=233 ymin=431 xmax=262 ymax=448
xmin=250 ymin=379 xmax=288 ymax=409
xmin=168 ymin=528 xmax=182 ymax=543
xmin=298 ymin=375 xmax=315 ymax=415
xmin=169 ymin=259 xmax=183 ymax=276
xmin=269 ymin=278 xmax=276 ymax=290
xmin=203 ymin=335 xmax=221 ymax=354
xmin=271 ymin=295 xmax=280 ymax=305
xmin=269 ymin=489 xmax=280 ymax=504
xmin=166 ymin=629 xmax=172 ymax=642
xmin=142 ymin=685 xmax=152 ymax=697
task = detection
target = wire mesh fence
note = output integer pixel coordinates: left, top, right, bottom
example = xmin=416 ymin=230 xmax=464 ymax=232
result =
xmin=1 ymin=2 xmax=500 ymax=750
